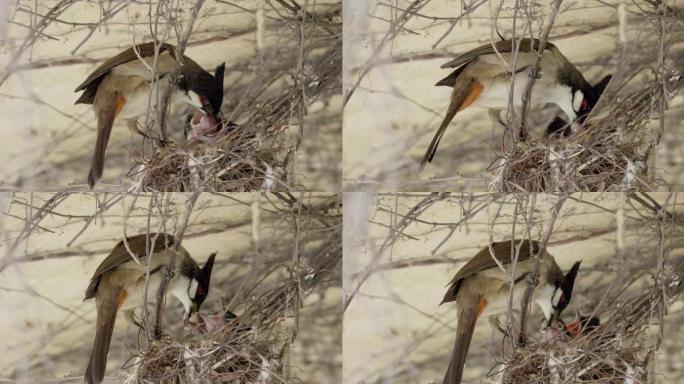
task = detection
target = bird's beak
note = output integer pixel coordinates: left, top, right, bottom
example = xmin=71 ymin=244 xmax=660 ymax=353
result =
xmin=184 ymin=303 xmax=200 ymax=325
xmin=570 ymin=121 xmax=583 ymax=135
xmin=546 ymin=308 xmax=565 ymax=329
xmin=545 ymin=311 xmax=556 ymax=328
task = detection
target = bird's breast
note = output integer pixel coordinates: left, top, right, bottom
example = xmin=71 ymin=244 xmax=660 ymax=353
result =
xmin=462 ymin=53 xmax=576 ymax=121
xmin=113 ymin=75 xmax=187 ymax=121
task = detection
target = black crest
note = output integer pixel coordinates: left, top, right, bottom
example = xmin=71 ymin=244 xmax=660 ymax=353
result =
xmin=592 ymin=74 xmax=612 ymax=100
xmin=214 ymin=63 xmax=225 ymax=87
xmin=193 ymin=252 xmax=216 ymax=308
xmin=558 ymin=261 xmax=581 ymax=313
xmin=584 ymin=74 xmax=613 ymax=114
xmin=181 ymin=62 xmax=226 ymax=116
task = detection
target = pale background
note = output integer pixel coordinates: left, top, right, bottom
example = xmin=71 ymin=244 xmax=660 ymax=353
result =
xmin=343 ymin=0 xmax=684 ymax=191
xmin=0 ymin=192 xmax=342 ymax=382
xmin=0 ymin=0 xmax=341 ymax=191
xmin=344 ymin=192 xmax=684 ymax=383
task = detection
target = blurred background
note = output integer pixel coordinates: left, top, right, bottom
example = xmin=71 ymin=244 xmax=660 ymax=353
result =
xmin=344 ymin=192 xmax=684 ymax=383
xmin=343 ymin=0 xmax=684 ymax=191
xmin=0 ymin=0 xmax=341 ymax=191
xmin=0 ymin=192 xmax=341 ymax=382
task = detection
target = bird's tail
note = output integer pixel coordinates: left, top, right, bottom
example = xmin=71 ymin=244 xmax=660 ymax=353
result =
xmin=88 ymin=93 xmax=123 ymax=189
xmin=443 ymin=296 xmax=480 ymax=384
xmin=85 ymin=287 xmax=120 ymax=384
xmin=419 ymin=79 xmax=479 ymax=172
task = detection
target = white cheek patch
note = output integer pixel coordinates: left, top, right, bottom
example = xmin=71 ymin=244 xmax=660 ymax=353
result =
xmin=188 ymin=279 xmax=199 ymax=300
xmin=186 ymin=91 xmax=204 ymax=111
xmin=534 ymin=284 xmax=555 ymax=320
xmin=572 ymin=90 xmax=584 ymax=112
xmin=552 ymin=288 xmax=563 ymax=307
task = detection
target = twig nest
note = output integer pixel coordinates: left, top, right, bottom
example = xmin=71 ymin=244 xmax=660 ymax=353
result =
xmin=134 ymin=125 xmax=294 ymax=192
xmin=500 ymin=330 xmax=652 ymax=384
xmin=490 ymin=123 xmax=655 ymax=192
xmin=126 ymin=312 xmax=293 ymax=383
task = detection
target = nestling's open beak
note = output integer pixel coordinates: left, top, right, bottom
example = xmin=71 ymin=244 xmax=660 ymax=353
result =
xmin=190 ymin=110 xmax=224 ymax=137
xmin=563 ymin=316 xmax=600 ymax=338
xmin=564 ymin=319 xmax=581 ymax=338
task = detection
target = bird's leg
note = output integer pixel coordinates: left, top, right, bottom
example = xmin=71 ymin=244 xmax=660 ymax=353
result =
xmin=488 ymin=109 xmax=506 ymax=127
xmin=516 ymin=272 xmax=540 ymax=346
xmin=124 ymin=309 xmax=144 ymax=330
xmin=527 ymin=65 xmax=543 ymax=80
xmin=126 ymin=119 xmax=150 ymax=139
xmin=154 ymin=265 xmax=174 ymax=339
xmin=488 ymin=315 xmax=507 ymax=335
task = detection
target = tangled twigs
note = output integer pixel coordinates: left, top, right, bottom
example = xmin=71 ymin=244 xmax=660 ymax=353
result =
xmin=137 ymin=5 xmax=341 ymax=191
xmin=490 ymin=61 xmax=682 ymax=192
xmin=500 ymin=267 xmax=681 ymax=384
xmin=490 ymin=0 xmax=683 ymax=192
xmin=126 ymin=194 xmax=342 ymax=383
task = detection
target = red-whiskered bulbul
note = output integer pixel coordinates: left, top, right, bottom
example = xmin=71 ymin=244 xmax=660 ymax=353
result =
xmin=83 ymin=233 xmax=216 ymax=384
xmin=74 ymin=42 xmax=227 ymax=188
xmin=420 ymin=38 xmax=612 ymax=171
xmin=441 ymin=240 xmax=581 ymax=384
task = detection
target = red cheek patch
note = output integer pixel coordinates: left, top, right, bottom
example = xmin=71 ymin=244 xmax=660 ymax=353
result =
xmin=581 ymin=99 xmax=589 ymax=110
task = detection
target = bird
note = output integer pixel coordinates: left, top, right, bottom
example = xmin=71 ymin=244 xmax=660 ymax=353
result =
xmin=545 ymin=115 xmax=573 ymax=138
xmin=74 ymin=42 xmax=227 ymax=188
xmin=441 ymin=240 xmax=581 ymax=384
xmin=420 ymin=38 xmax=612 ymax=171
xmin=562 ymin=315 xmax=600 ymax=338
xmin=83 ymin=233 xmax=216 ymax=384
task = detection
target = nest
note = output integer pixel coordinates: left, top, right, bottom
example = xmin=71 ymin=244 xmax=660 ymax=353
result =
xmin=132 ymin=5 xmax=341 ymax=192
xmin=126 ymin=314 xmax=292 ymax=384
xmin=121 ymin=196 xmax=342 ymax=383
xmin=489 ymin=80 xmax=670 ymax=192
xmin=134 ymin=128 xmax=292 ymax=192
xmin=499 ymin=268 xmax=682 ymax=384
xmin=489 ymin=39 xmax=684 ymax=193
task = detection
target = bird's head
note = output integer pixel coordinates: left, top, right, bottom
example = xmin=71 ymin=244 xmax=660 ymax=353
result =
xmin=185 ymin=252 xmax=216 ymax=322
xmin=547 ymin=261 xmax=581 ymax=326
xmin=180 ymin=63 xmax=226 ymax=137
xmin=571 ymin=74 xmax=612 ymax=125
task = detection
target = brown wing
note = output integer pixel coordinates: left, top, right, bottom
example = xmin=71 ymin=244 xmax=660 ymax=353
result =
xmin=441 ymin=240 xmax=540 ymax=304
xmin=74 ymin=42 xmax=177 ymax=93
xmin=439 ymin=38 xmax=556 ymax=69
xmin=84 ymin=233 xmax=175 ymax=299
